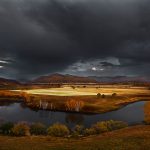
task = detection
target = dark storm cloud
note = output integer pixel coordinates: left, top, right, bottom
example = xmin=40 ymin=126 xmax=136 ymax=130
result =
xmin=100 ymin=62 xmax=116 ymax=67
xmin=0 ymin=0 xmax=150 ymax=79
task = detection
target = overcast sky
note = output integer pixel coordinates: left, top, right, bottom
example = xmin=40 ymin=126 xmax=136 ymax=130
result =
xmin=0 ymin=0 xmax=150 ymax=80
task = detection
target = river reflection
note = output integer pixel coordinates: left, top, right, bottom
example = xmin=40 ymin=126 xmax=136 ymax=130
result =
xmin=65 ymin=114 xmax=84 ymax=124
xmin=0 ymin=101 xmax=147 ymax=128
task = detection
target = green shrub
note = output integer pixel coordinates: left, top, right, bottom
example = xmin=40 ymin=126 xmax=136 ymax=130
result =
xmin=47 ymin=123 xmax=70 ymax=137
xmin=106 ymin=120 xmax=128 ymax=131
xmin=0 ymin=122 xmax=14 ymax=135
xmin=83 ymin=128 xmax=96 ymax=136
xmin=30 ymin=123 xmax=47 ymax=135
xmin=12 ymin=122 xmax=30 ymax=136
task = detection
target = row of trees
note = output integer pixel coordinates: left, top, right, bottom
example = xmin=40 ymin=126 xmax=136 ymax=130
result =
xmin=0 ymin=120 xmax=128 ymax=137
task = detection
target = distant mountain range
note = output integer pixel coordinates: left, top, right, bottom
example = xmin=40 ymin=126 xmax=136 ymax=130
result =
xmin=31 ymin=73 xmax=97 ymax=84
xmin=89 ymin=76 xmax=150 ymax=83
xmin=0 ymin=74 xmax=150 ymax=88
xmin=0 ymin=77 xmax=20 ymax=88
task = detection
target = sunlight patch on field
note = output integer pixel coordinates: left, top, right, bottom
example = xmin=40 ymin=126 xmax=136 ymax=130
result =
xmin=13 ymin=86 xmax=149 ymax=96
xmin=23 ymin=87 xmax=98 ymax=96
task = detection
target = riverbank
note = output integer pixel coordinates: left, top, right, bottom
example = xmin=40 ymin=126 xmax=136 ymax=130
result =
xmin=1 ymin=125 xmax=150 ymax=150
xmin=0 ymin=90 xmax=23 ymax=101
xmin=25 ymin=94 xmax=150 ymax=114
xmin=0 ymin=86 xmax=150 ymax=114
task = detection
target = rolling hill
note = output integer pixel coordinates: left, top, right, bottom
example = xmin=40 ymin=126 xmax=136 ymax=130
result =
xmin=89 ymin=76 xmax=150 ymax=84
xmin=31 ymin=73 xmax=97 ymax=84
xmin=0 ymin=77 xmax=20 ymax=89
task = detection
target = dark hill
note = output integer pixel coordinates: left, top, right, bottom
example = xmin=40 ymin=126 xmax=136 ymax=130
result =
xmin=32 ymin=73 xmax=97 ymax=84
xmin=0 ymin=77 xmax=20 ymax=89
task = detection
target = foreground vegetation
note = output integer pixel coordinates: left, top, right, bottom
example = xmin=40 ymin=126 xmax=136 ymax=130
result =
xmin=1 ymin=125 xmax=150 ymax=150
xmin=0 ymin=120 xmax=127 ymax=137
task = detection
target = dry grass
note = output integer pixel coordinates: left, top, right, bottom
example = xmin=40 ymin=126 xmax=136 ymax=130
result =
xmin=15 ymin=86 xmax=149 ymax=96
xmin=144 ymin=101 xmax=150 ymax=124
xmin=0 ymin=90 xmax=22 ymax=101
xmin=21 ymin=94 xmax=150 ymax=113
xmin=21 ymin=86 xmax=150 ymax=113
xmin=1 ymin=125 xmax=150 ymax=150
xmin=1 ymin=86 xmax=150 ymax=113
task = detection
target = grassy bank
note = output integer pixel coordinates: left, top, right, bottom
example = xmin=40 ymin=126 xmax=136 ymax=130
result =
xmin=24 ymin=94 xmax=150 ymax=113
xmin=144 ymin=101 xmax=150 ymax=124
xmin=0 ymin=90 xmax=23 ymax=101
xmin=21 ymin=86 xmax=150 ymax=113
xmin=0 ymin=86 xmax=150 ymax=113
xmin=1 ymin=125 xmax=150 ymax=150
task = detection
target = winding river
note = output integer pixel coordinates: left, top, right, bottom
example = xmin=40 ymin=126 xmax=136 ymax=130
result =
xmin=0 ymin=101 xmax=146 ymax=128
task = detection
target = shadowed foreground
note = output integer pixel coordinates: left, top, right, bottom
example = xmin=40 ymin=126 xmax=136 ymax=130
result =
xmin=1 ymin=125 xmax=150 ymax=150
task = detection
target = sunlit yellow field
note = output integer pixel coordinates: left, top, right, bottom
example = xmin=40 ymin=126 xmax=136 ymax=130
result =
xmin=18 ymin=86 xmax=149 ymax=96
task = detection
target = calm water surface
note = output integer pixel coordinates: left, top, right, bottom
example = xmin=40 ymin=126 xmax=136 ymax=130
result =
xmin=0 ymin=101 xmax=145 ymax=128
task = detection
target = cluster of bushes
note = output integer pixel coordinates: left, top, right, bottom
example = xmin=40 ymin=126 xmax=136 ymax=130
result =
xmin=83 ymin=120 xmax=127 ymax=136
xmin=97 ymin=93 xmax=117 ymax=98
xmin=0 ymin=120 xmax=128 ymax=137
xmin=97 ymin=93 xmax=105 ymax=98
xmin=0 ymin=122 xmax=47 ymax=136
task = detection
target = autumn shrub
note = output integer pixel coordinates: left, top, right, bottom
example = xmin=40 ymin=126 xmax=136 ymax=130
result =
xmin=83 ymin=120 xmax=128 ymax=136
xmin=47 ymin=123 xmax=70 ymax=137
xmin=106 ymin=120 xmax=128 ymax=131
xmin=74 ymin=125 xmax=84 ymax=134
xmin=144 ymin=101 xmax=150 ymax=124
xmin=12 ymin=122 xmax=30 ymax=136
xmin=92 ymin=121 xmax=109 ymax=134
xmin=83 ymin=128 xmax=97 ymax=136
xmin=66 ymin=99 xmax=84 ymax=112
xmin=30 ymin=123 xmax=47 ymax=135
xmin=0 ymin=122 xmax=14 ymax=135
xmin=72 ymin=125 xmax=84 ymax=137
